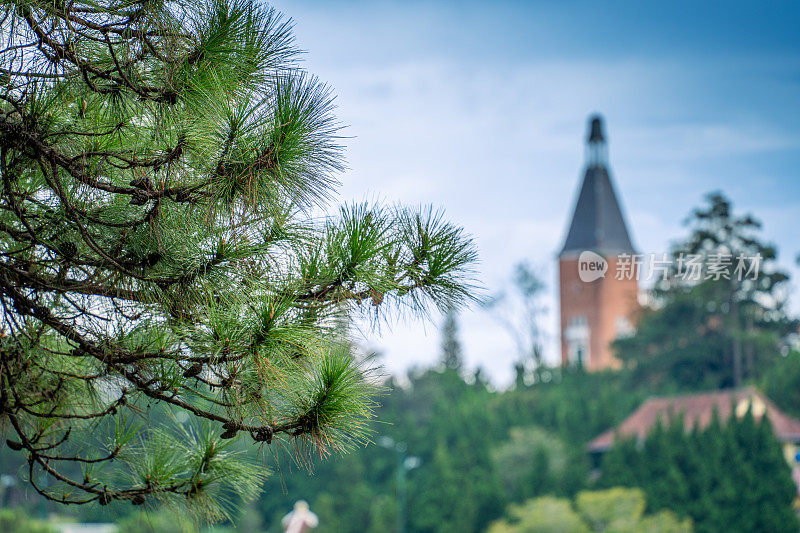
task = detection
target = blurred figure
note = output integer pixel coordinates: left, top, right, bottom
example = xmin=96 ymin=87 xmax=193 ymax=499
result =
xmin=282 ymin=500 xmax=319 ymax=533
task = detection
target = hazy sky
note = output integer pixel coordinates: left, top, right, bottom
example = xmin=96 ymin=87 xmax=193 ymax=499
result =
xmin=270 ymin=0 xmax=800 ymax=385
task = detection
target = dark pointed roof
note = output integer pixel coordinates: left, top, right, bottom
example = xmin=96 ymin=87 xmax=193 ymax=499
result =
xmin=559 ymin=116 xmax=636 ymax=256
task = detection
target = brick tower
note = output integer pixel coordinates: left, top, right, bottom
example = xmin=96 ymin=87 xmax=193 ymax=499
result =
xmin=558 ymin=115 xmax=639 ymax=370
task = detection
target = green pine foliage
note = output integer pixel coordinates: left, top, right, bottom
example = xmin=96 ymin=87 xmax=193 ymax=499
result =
xmin=0 ymin=0 xmax=478 ymax=518
xmin=600 ymin=408 xmax=800 ymax=533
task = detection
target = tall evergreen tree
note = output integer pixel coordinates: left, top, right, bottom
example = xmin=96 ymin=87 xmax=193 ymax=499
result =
xmin=439 ymin=309 xmax=463 ymax=371
xmin=0 ymin=0 xmax=477 ymax=517
xmin=615 ymin=192 xmax=795 ymax=390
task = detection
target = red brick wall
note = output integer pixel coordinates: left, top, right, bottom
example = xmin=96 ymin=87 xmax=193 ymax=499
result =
xmin=559 ymin=255 xmax=639 ymax=371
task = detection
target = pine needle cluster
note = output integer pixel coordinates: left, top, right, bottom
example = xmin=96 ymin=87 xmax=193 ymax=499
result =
xmin=0 ymin=0 xmax=478 ymax=518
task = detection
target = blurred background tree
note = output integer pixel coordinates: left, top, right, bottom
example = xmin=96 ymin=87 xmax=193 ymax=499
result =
xmin=600 ymin=409 xmax=799 ymax=533
xmin=0 ymin=508 xmax=55 ymax=533
xmin=439 ymin=309 xmax=464 ymax=372
xmin=117 ymin=509 xmax=200 ymax=533
xmin=614 ymin=192 xmax=796 ymax=391
xmin=487 ymin=488 xmax=692 ymax=533
xmin=484 ymin=261 xmax=548 ymax=387
xmin=762 ymin=349 xmax=800 ymax=417
xmin=490 ymin=426 xmax=571 ymax=500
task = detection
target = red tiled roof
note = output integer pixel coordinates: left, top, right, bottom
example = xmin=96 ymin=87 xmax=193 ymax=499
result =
xmin=588 ymin=387 xmax=800 ymax=452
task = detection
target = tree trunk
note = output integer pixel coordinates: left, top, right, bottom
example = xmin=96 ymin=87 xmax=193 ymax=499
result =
xmin=745 ymin=311 xmax=755 ymax=379
xmin=731 ymin=296 xmax=742 ymax=387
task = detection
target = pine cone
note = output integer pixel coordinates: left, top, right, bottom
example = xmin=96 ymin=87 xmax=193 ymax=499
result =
xmin=129 ymin=190 xmax=149 ymax=205
xmin=253 ymin=427 xmax=273 ymax=443
xmin=60 ymin=241 xmax=77 ymax=259
xmin=182 ymin=363 xmax=202 ymax=378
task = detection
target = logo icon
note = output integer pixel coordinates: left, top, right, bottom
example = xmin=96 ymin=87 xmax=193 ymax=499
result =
xmin=578 ymin=251 xmax=607 ymax=282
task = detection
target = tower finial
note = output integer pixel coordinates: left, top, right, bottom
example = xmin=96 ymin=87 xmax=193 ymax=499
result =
xmin=586 ymin=114 xmax=608 ymax=167
xmin=588 ymin=115 xmax=605 ymax=143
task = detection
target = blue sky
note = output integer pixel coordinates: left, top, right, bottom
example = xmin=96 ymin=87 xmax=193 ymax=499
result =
xmin=270 ymin=0 xmax=800 ymax=385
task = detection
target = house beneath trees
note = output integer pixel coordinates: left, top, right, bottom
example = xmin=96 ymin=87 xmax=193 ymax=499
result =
xmin=587 ymin=387 xmax=800 ymax=496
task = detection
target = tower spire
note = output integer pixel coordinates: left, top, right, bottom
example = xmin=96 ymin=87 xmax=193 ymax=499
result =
xmin=586 ymin=114 xmax=608 ymax=167
xmin=560 ymin=115 xmax=635 ymax=256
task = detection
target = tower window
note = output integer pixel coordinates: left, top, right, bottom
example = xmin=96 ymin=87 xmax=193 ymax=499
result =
xmin=565 ymin=315 xmax=590 ymax=367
